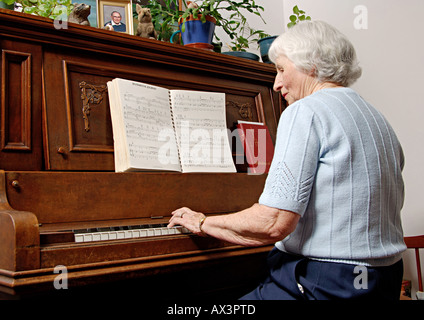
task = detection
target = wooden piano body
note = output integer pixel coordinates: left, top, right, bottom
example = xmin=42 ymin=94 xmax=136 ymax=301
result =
xmin=0 ymin=9 xmax=284 ymax=299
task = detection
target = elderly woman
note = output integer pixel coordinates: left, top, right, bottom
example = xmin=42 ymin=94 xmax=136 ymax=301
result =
xmin=168 ymin=21 xmax=406 ymax=300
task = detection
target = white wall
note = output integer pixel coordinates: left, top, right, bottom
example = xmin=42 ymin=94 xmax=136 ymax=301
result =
xmin=214 ymin=0 xmax=284 ymax=54
xmin=244 ymin=0 xmax=424 ymax=297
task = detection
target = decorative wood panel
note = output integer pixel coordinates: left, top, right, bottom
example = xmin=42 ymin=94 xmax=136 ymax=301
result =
xmin=1 ymin=50 xmax=31 ymax=151
xmin=0 ymin=39 xmax=43 ymax=171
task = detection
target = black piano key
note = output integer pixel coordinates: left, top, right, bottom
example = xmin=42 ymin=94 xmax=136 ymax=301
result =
xmin=73 ymin=229 xmax=90 ymax=233
xmin=129 ymin=225 xmax=142 ymax=230
xmin=97 ymin=227 xmax=112 ymax=232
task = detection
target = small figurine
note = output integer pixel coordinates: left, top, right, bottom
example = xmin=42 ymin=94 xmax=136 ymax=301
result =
xmin=135 ymin=4 xmax=157 ymax=39
xmin=102 ymin=24 xmax=114 ymax=31
xmin=68 ymin=3 xmax=91 ymax=26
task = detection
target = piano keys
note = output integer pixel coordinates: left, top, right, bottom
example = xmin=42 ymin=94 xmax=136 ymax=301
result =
xmin=45 ymin=223 xmax=191 ymax=244
xmin=74 ymin=224 xmax=191 ymax=242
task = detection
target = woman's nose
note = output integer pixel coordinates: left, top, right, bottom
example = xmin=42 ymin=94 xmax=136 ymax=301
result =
xmin=273 ymin=76 xmax=283 ymax=92
xmin=273 ymin=71 xmax=284 ymax=92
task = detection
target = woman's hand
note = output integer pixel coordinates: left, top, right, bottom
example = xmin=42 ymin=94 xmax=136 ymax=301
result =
xmin=168 ymin=207 xmax=207 ymax=236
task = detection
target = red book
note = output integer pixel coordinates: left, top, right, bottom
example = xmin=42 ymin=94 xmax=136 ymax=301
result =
xmin=237 ymin=121 xmax=274 ymax=174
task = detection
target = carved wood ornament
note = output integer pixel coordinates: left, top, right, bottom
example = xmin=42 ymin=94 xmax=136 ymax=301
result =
xmin=79 ymin=81 xmax=108 ymax=132
xmin=227 ymin=101 xmax=253 ymax=121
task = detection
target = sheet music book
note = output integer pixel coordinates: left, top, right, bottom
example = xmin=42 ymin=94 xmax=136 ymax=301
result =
xmin=107 ymin=78 xmax=236 ymax=173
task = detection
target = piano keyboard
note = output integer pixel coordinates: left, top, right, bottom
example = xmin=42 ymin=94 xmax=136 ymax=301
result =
xmin=74 ymin=223 xmax=190 ymax=243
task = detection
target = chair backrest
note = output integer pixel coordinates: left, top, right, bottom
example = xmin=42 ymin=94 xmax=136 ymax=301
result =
xmin=404 ymin=235 xmax=424 ymax=292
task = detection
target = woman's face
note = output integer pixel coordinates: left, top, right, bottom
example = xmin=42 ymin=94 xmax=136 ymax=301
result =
xmin=273 ymin=55 xmax=311 ymax=103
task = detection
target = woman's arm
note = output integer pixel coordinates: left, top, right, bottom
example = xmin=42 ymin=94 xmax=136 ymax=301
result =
xmin=167 ymin=204 xmax=300 ymax=247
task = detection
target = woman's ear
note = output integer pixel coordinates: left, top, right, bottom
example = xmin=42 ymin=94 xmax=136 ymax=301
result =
xmin=308 ymin=65 xmax=318 ymax=77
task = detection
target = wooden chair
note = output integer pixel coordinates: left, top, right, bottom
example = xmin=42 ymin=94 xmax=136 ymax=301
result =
xmin=404 ymin=235 xmax=424 ymax=295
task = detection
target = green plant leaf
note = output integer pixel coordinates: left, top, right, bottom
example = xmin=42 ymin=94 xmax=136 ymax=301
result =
xmin=38 ymin=10 xmax=51 ymax=17
xmin=293 ymin=5 xmax=299 ymax=15
xmin=289 ymin=15 xmax=297 ymax=22
xmin=23 ymin=6 xmax=37 ymax=14
xmin=287 ymin=21 xmax=296 ymax=28
xmin=1 ymin=0 xmax=16 ymax=5
xmin=38 ymin=3 xmax=52 ymax=12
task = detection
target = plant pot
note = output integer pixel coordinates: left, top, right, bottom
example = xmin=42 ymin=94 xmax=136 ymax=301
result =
xmin=185 ymin=42 xmax=214 ymax=51
xmin=171 ymin=14 xmax=216 ymax=47
xmin=222 ymin=51 xmax=260 ymax=61
xmin=258 ymin=35 xmax=277 ymax=63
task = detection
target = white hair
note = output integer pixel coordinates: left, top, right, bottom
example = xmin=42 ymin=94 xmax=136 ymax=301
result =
xmin=269 ymin=21 xmax=362 ymax=87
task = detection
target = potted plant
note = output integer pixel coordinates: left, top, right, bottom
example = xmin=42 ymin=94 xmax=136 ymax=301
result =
xmin=176 ymin=1 xmax=217 ymax=49
xmin=258 ymin=5 xmax=311 ymax=63
xmin=145 ymin=0 xmax=266 ymax=50
xmin=222 ymin=24 xmax=269 ymax=61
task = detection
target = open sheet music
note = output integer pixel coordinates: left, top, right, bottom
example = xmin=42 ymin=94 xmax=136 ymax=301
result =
xmin=107 ymin=78 xmax=236 ymax=173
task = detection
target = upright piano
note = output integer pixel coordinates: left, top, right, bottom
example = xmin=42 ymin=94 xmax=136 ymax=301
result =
xmin=0 ymin=9 xmax=285 ymax=300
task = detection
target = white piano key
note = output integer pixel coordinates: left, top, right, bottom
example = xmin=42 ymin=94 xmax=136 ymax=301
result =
xmin=83 ymin=234 xmax=93 ymax=242
xmin=160 ymin=227 xmax=170 ymax=235
xmin=108 ymin=232 xmax=117 ymax=240
xmin=124 ymin=230 xmax=133 ymax=238
xmin=92 ymin=233 xmax=101 ymax=241
xmin=75 ymin=234 xmax=84 ymax=242
xmin=100 ymin=232 xmax=109 ymax=241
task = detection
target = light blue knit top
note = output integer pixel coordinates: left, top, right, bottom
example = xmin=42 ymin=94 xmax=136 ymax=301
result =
xmin=259 ymin=87 xmax=406 ymax=266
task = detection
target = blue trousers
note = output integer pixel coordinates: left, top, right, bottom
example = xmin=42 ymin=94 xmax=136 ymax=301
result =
xmin=240 ymin=248 xmax=403 ymax=300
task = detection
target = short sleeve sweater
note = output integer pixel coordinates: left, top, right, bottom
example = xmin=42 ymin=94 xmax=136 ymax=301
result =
xmin=259 ymin=87 xmax=406 ymax=267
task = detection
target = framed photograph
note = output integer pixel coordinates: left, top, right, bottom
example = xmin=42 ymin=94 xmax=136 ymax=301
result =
xmin=98 ymin=0 xmax=133 ymax=34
